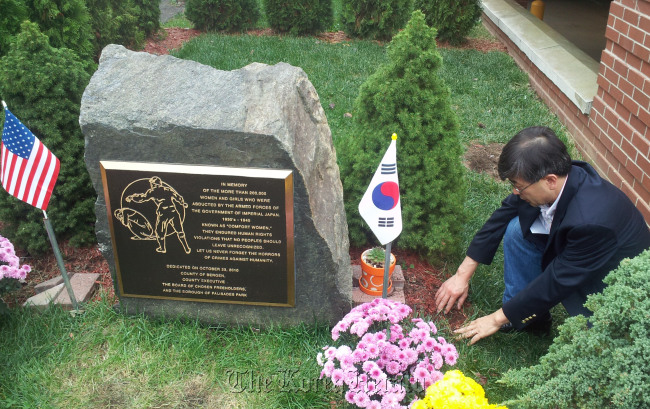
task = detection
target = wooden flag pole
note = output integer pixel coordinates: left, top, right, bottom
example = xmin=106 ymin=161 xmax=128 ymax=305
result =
xmin=382 ymin=241 xmax=392 ymax=299
xmin=42 ymin=211 xmax=79 ymax=310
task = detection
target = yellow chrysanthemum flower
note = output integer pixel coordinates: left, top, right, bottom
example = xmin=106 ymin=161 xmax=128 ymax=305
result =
xmin=414 ymin=370 xmax=508 ymax=409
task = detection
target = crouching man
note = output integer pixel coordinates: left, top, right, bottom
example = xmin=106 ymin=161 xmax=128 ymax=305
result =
xmin=435 ymin=126 xmax=650 ymax=344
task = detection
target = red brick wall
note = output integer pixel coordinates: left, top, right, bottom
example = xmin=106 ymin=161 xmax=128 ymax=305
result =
xmin=591 ymin=0 xmax=650 ymax=221
xmin=482 ymin=3 xmax=650 ymax=223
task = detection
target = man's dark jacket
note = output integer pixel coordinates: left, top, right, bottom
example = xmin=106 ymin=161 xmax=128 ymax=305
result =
xmin=466 ymin=161 xmax=650 ymax=328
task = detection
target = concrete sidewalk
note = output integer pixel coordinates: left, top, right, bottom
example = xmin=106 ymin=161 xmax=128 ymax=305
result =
xmin=160 ymin=0 xmax=185 ymax=23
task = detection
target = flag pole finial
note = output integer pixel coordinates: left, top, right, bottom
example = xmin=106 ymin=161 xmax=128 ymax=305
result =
xmin=1 ymin=100 xmax=6 ymax=109
xmin=392 ymin=133 xmax=397 ymax=140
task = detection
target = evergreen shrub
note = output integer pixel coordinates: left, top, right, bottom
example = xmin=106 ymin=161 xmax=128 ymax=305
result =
xmin=0 ymin=0 xmax=28 ymax=57
xmin=339 ymin=11 xmax=466 ymax=261
xmin=502 ymin=249 xmax=650 ymax=408
xmin=341 ymin=0 xmax=413 ymax=40
xmin=414 ymin=0 xmax=482 ymax=45
xmin=264 ymin=0 xmax=333 ymax=35
xmin=0 ymin=22 xmax=96 ymax=254
xmin=185 ymin=0 xmax=260 ymax=32
xmin=86 ymin=0 xmax=161 ymax=55
xmin=22 ymin=0 xmax=95 ymax=61
xmin=132 ymin=0 xmax=161 ymax=38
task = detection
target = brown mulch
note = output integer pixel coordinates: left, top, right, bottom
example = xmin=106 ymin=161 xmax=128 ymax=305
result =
xmin=317 ymin=31 xmax=352 ymax=44
xmin=7 ymin=240 xmax=114 ymax=308
xmin=438 ymin=37 xmax=508 ymax=53
xmin=142 ymin=27 xmax=506 ymax=56
xmin=350 ymin=247 xmax=468 ymax=329
xmin=9 ymin=243 xmax=468 ymax=329
xmin=143 ymin=27 xmax=203 ymax=55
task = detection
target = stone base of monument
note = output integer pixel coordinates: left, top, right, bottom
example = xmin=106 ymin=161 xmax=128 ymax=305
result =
xmin=24 ymin=273 xmax=100 ymax=310
xmin=351 ymin=264 xmax=405 ymax=306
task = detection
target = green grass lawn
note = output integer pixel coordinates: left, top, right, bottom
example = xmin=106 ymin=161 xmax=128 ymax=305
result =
xmin=0 ymin=21 xmax=574 ymax=409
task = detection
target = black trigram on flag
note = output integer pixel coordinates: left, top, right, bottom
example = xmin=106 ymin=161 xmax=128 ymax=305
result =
xmin=378 ymin=217 xmax=395 ymax=227
xmin=381 ymin=163 xmax=397 ymax=174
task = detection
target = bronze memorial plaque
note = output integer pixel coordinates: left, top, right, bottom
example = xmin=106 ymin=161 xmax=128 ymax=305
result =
xmin=100 ymin=161 xmax=295 ymax=307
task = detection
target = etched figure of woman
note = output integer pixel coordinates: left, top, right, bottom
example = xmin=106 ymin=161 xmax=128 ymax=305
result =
xmin=126 ymin=176 xmax=191 ymax=254
xmin=114 ymin=208 xmax=155 ymax=240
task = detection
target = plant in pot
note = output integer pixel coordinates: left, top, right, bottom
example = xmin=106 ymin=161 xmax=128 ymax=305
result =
xmin=359 ymin=247 xmax=396 ymax=296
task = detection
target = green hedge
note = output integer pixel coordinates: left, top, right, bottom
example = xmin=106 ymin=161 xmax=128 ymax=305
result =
xmin=264 ymin=0 xmax=333 ymax=35
xmin=502 ymin=249 xmax=650 ymax=408
xmin=86 ymin=0 xmax=161 ymax=54
xmin=0 ymin=22 xmax=96 ymax=254
xmin=341 ymin=0 xmax=413 ymax=40
xmin=185 ymin=0 xmax=260 ymax=32
xmin=414 ymin=0 xmax=482 ymax=45
xmin=22 ymin=0 xmax=95 ymax=61
xmin=0 ymin=0 xmax=29 ymax=58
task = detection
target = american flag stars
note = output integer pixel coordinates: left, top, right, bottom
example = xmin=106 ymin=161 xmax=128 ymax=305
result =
xmin=1 ymin=102 xmax=60 ymax=210
xmin=2 ymin=116 xmax=36 ymax=160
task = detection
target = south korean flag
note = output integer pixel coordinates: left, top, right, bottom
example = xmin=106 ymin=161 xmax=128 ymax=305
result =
xmin=358 ymin=134 xmax=402 ymax=245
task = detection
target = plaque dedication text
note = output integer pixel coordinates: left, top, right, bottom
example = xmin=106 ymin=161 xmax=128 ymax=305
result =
xmin=100 ymin=161 xmax=295 ymax=307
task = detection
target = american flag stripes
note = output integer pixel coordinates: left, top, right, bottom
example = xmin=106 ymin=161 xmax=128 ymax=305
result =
xmin=1 ymin=102 xmax=60 ymax=210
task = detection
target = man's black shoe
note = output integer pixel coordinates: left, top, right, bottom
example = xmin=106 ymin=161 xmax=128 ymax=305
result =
xmin=499 ymin=315 xmax=552 ymax=336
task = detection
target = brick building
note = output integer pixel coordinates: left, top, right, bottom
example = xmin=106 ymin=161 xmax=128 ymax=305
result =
xmin=482 ymin=0 xmax=650 ymax=222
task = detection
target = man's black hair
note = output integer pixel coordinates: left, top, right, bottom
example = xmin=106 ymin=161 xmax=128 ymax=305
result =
xmin=497 ymin=126 xmax=572 ymax=183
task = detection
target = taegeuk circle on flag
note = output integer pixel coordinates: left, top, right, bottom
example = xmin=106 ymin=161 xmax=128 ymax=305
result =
xmin=371 ymin=181 xmax=399 ymax=210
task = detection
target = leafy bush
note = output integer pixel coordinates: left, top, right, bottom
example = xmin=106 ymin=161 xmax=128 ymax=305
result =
xmin=414 ymin=0 xmax=482 ymax=45
xmin=264 ymin=0 xmax=333 ymax=35
xmin=341 ymin=0 xmax=413 ymax=40
xmin=339 ymin=11 xmax=466 ymax=261
xmin=0 ymin=22 xmax=96 ymax=254
xmin=185 ymin=0 xmax=260 ymax=32
xmin=131 ymin=0 xmax=161 ymax=38
xmin=0 ymin=0 xmax=28 ymax=58
xmin=86 ymin=0 xmax=161 ymax=55
xmin=22 ymin=0 xmax=95 ymax=61
xmin=501 ymin=249 xmax=650 ymax=408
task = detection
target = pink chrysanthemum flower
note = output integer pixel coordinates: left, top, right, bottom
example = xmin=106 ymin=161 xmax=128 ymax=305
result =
xmin=429 ymin=322 xmax=438 ymax=333
xmin=331 ymin=369 xmax=345 ymax=386
xmin=369 ymin=367 xmax=383 ymax=380
xmin=353 ymin=392 xmax=370 ymax=408
xmin=367 ymin=400 xmax=381 ymax=409
xmin=363 ymin=361 xmax=377 ymax=373
xmin=345 ymin=390 xmax=356 ymax=404
xmin=366 ymin=342 xmax=379 ymax=358
xmin=322 ymin=361 xmax=335 ymax=376
xmin=445 ymin=352 xmax=458 ymax=365
xmin=422 ymin=337 xmax=436 ymax=352
xmin=431 ymin=352 xmax=443 ymax=370
xmin=386 ymin=361 xmax=401 ymax=375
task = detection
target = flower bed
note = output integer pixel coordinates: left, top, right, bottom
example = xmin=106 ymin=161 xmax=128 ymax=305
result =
xmin=318 ymin=299 xmax=459 ymax=408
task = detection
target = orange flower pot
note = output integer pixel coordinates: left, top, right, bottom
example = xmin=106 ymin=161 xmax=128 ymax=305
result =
xmin=359 ymin=249 xmax=396 ymax=296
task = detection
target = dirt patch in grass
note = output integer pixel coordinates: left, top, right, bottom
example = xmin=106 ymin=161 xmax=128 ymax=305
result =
xmin=464 ymin=142 xmax=505 ymax=180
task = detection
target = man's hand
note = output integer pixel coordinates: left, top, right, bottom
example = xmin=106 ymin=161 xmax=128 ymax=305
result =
xmin=434 ymin=256 xmax=478 ymax=313
xmin=454 ymin=309 xmax=509 ymax=345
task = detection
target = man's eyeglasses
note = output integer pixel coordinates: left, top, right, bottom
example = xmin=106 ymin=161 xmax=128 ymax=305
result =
xmin=509 ymin=179 xmax=536 ymax=193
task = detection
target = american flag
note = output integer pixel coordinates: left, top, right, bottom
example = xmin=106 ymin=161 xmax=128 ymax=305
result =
xmin=1 ymin=102 xmax=60 ymax=210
